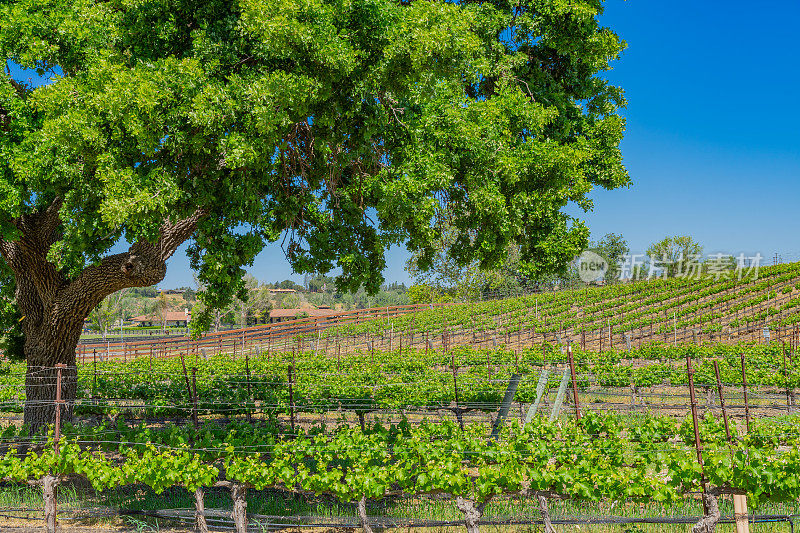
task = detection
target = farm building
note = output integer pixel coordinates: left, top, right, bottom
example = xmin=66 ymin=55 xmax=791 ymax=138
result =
xmin=131 ymin=311 xmax=190 ymax=327
xmin=268 ymin=308 xmax=337 ymax=323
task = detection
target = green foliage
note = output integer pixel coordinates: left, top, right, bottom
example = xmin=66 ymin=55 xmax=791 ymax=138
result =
xmin=589 ymin=232 xmax=629 ymax=283
xmin=646 ymin=236 xmax=703 ymax=278
xmin=407 ymin=284 xmax=450 ymax=304
xmin=0 ymin=0 xmax=629 ymax=335
xmin=3 ymin=411 xmax=800 ymax=510
xmin=0 ymin=261 xmax=23 ymax=360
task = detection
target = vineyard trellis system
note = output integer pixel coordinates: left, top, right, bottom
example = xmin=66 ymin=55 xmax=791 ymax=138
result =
xmin=63 ymin=263 xmax=800 ymax=364
xmin=3 ymin=341 xmax=800 ymax=532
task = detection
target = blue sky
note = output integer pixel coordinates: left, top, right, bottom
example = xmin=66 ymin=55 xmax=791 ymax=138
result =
xmin=226 ymin=0 xmax=799 ymax=288
xmin=9 ymin=1 xmax=800 ymax=288
xmin=582 ymin=0 xmax=800 ymax=264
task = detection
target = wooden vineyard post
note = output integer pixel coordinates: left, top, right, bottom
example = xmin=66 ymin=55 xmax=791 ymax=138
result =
xmin=714 ymin=363 xmax=750 ymax=533
xmin=581 ymin=329 xmax=586 ymax=351
xmin=599 ymin=327 xmax=603 ymax=353
xmin=337 ymin=342 xmax=341 ymax=373
xmin=245 ymin=350 xmax=253 ymax=423
xmin=92 ymin=349 xmax=97 ymax=399
xmin=45 ymin=363 xmax=66 ymax=533
xmin=288 ymin=364 xmax=296 ymax=433
xmin=54 ymin=364 xmax=64 ymax=454
xmin=567 ymin=343 xmax=581 ymax=422
xmin=451 ymin=351 xmax=464 ymax=431
xmin=191 ymin=367 xmax=200 ymax=429
xmin=178 ymin=351 xmax=194 ymax=423
xmin=733 ymin=494 xmax=750 ymax=533
xmin=783 ymin=344 xmax=791 ymax=413
xmin=712 ymin=361 xmax=732 ymax=442
xmin=685 ymin=355 xmax=708 ymax=514
xmin=673 ymin=312 xmax=677 ymax=346
xmin=740 ymin=353 xmax=751 ymax=433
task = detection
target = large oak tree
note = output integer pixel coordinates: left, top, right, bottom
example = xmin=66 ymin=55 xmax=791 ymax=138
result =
xmin=0 ymin=0 xmax=628 ymax=430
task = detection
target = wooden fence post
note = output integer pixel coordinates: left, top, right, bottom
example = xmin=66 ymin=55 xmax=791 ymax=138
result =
xmin=191 ymin=367 xmax=199 ymax=429
xmin=713 ymin=361 xmax=732 ymax=442
xmin=45 ymin=364 xmax=66 ymax=533
xmin=288 ymin=364 xmax=296 ymax=433
xmin=92 ymin=350 xmax=97 ymax=399
xmin=245 ymin=350 xmax=252 ymax=423
xmin=451 ymin=351 xmax=463 ymax=431
xmin=686 ymin=355 xmax=708 ymax=514
xmin=740 ymin=353 xmax=751 ymax=433
xmin=567 ymin=343 xmax=581 ymax=422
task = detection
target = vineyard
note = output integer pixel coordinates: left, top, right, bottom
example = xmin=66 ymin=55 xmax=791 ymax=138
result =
xmin=4 ymin=0 xmax=793 ymax=530
xmin=5 ymin=267 xmax=800 ymax=531
xmin=2 ymin=339 xmax=800 ymax=531
xmin=75 ymin=262 xmax=800 ymax=363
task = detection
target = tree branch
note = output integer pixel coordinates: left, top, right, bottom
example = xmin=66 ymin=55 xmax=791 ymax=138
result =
xmin=8 ymin=77 xmax=30 ymax=98
xmin=58 ymin=209 xmax=206 ymax=316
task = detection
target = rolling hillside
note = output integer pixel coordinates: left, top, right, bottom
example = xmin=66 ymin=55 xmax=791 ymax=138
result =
xmin=74 ymin=262 xmax=800 ymax=361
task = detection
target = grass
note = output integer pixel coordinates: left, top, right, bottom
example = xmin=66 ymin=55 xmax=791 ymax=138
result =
xmin=1 ymin=482 xmax=798 ymax=532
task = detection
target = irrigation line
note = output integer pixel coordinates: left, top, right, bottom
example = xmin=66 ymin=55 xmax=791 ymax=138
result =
xmin=14 ymin=506 xmax=798 ymax=530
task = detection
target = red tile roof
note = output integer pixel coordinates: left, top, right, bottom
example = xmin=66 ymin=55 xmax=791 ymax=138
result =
xmin=269 ymin=308 xmax=338 ymax=319
xmin=131 ymin=311 xmax=189 ymax=322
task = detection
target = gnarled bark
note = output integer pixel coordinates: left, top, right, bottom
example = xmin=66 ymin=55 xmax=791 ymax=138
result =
xmin=42 ymin=474 xmax=58 ymax=533
xmin=692 ymin=492 xmax=721 ymax=533
xmin=538 ymin=495 xmax=556 ymax=533
xmin=455 ymin=496 xmax=490 ymax=533
xmin=357 ymin=495 xmax=374 ymax=533
xmin=0 ymin=202 xmax=204 ymax=431
xmin=194 ymin=486 xmax=209 ymax=533
xmin=231 ymin=483 xmax=248 ymax=533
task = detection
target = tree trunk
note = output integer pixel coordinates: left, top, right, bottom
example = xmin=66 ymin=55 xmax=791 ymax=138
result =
xmin=43 ymin=474 xmax=58 ymax=533
xmin=357 ymin=496 xmax=374 ymax=533
xmin=194 ymin=487 xmax=209 ymax=533
xmin=24 ymin=318 xmax=82 ymax=431
xmin=455 ymin=496 xmax=485 ymax=533
xmin=692 ymin=492 xmax=721 ymax=533
xmin=0 ymin=202 xmax=202 ymax=433
xmin=231 ymin=483 xmax=247 ymax=533
xmin=537 ymin=495 xmax=556 ymax=533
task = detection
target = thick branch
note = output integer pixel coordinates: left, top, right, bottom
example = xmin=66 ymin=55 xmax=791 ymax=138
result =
xmin=59 ymin=210 xmax=205 ymax=315
xmin=8 ymin=77 xmax=30 ymax=98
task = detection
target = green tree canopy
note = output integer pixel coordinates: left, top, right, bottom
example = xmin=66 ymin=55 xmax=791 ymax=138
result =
xmin=590 ymin=232 xmax=629 ymax=283
xmin=646 ymin=235 xmax=703 ymax=278
xmin=0 ymin=0 xmax=628 ymax=429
